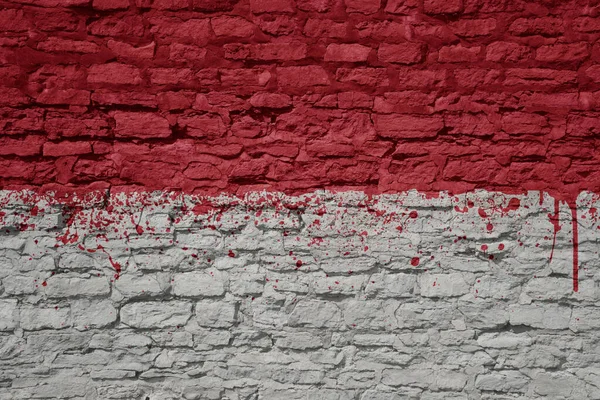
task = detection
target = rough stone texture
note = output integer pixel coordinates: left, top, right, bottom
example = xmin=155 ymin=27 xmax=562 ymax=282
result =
xmin=0 ymin=190 xmax=596 ymax=398
xmin=2 ymin=0 xmax=600 ymax=398
xmin=0 ymin=0 xmax=599 ymax=200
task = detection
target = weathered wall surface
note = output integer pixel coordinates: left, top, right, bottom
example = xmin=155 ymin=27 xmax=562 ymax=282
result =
xmin=2 ymin=0 xmax=600 ymax=398
xmin=0 ymin=190 xmax=599 ymax=399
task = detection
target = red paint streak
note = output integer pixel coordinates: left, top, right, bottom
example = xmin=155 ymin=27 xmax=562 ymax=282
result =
xmin=571 ymin=205 xmax=579 ymax=292
xmin=97 ymin=245 xmax=122 ymax=279
xmin=548 ymin=199 xmax=561 ymax=265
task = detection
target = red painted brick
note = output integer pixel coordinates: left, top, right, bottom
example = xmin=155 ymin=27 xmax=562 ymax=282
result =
xmin=325 ymin=44 xmax=371 ymax=62
xmin=36 ymin=89 xmax=90 ymax=106
xmin=177 ymin=114 xmax=226 ymax=138
xmin=0 ymin=136 xmax=45 ymax=157
xmin=485 ymin=42 xmax=531 ymax=63
xmin=277 ymin=66 xmax=330 ymax=88
xmin=297 ymin=0 xmax=334 ymax=12
xmin=374 ymin=114 xmax=444 ymax=138
xmin=449 ymin=19 xmax=496 ymax=37
xmin=304 ymin=19 xmax=347 ymax=38
xmin=88 ymin=16 xmax=145 ymax=37
xmin=37 ymin=38 xmax=100 ymax=53
xmin=157 ymin=91 xmax=195 ymax=111
xmin=113 ymin=112 xmax=172 ymax=139
xmin=224 ymin=43 xmax=307 ymax=61
xmin=250 ymin=92 xmax=292 ymax=108
xmin=345 ymin=0 xmax=380 ymax=14
xmin=211 ymin=16 xmax=255 ymax=37
xmin=107 ymin=40 xmax=155 ymax=60
xmin=378 ymin=43 xmax=424 ymax=64
xmin=536 ymin=43 xmax=589 ymax=63
xmin=384 ymin=0 xmax=419 ymax=14
xmin=169 ymin=44 xmax=207 ymax=63
xmin=509 ymin=17 xmax=564 ymax=36
xmin=573 ymin=17 xmax=600 ymax=33
xmin=149 ymin=18 xmax=212 ymax=45
xmin=336 ymin=68 xmax=389 ymax=86
xmin=149 ymin=68 xmax=194 ymax=85
xmin=424 ymin=0 xmax=463 ymax=14
xmin=88 ymin=64 xmax=143 ymax=85
xmin=183 ymin=163 xmax=222 ymax=180
xmin=43 ymin=141 xmax=92 ymax=157
xmin=249 ymin=0 xmax=295 ymax=13
xmin=136 ymin=0 xmax=188 ymax=10
xmin=438 ymin=45 xmax=481 ymax=63
xmin=501 ymin=112 xmax=548 ymax=135
xmin=93 ymin=0 xmax=129 ymax=10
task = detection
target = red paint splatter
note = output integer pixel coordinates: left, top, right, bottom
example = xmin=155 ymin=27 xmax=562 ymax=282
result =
xmin=498 ymin=243 xmax=505 ymax=250
xmin=228 ymin=250 xmax=235 ymax=258
xmin=410 ymin=257 xmax=420 ymax=266
xmin=409 ymin=211 xmax=418 ymax=219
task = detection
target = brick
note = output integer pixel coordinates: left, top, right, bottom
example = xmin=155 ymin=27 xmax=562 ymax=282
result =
xmin=504 ymin=68 xmax=577 ymax=87
xmin=324 ymin=44 xmax=371 ymax=62
xmin=230 ymin=159 xmax=269 ymax=179
xmin=136 ymin=0 xmax=188 ymax=9
xmin=338 ymin=91 xmax=373 ymax=109
xmin=297 ymin=0 xmax=334 ymax=12
xmin=250 ymin=92 xmax=292 ymax=108
xmin=304 ymin=19 xmax=347 ymax=38
xmin=37 ymin=88 xmax=90 ymax=106
xmin=249 ymin=0 xmax=295 ymax=13
xmin=173 ymin=272 xmax=225 ymax=296
xmin=107 ymin=40 xmax=155 ymax=60
xmin=345 ymin=0 xmax=380 ymax=14
xmin=183 ymin=162 xmax=222 ymax=180
xmin=0 ymin=9 xmax=30 ymax=32
xmin=220 ymin=68 xmax=271 ymax=87
xmin=438 ymin=44 xmax=481 ymax=62
xmin=177 ymin=114 xmax=226 ymax=138
xmin=573 ymin=17 xmax=600 ymax=32
xmin=149 ymin=18 xmax=212 ymax=45
xmin=73 ymin=159 xmax=118 ymax=178
xmin=449 ymin=18 xmax=496 ymax=37
xmin=231 ymin=116 xmax=265 ymax=138
xmin=307 ymin=141 xmax=355 ymax=157
xmin=43 ymin=142 xmax=92 ymax=157
xmin=277 ymin=66 xmax=330 ymax=87
xmin=149 ymin=68 xmax=194 ymax=85
xmin=255 ymin=15 xmax=296 ymax=36
xmin=444 ymin=113 xmax=495 ymax=135
xmin=0 ymin=88 xmax=30 ymax=107
xmin=486 ymin=41 xmax=531 ymax=63
xmin=453 ymin=68 xmax=501 ymax=88
xmin=157 ymin=91 xmax=194 ymax=111
xmin=169 ymin=43 xmax=207 ymax=63
xmin=20 ymin=305 xmax=71 ymax=331
xmin=91 ymin=90 xmax=157 ymax=107
xmin=378 ymin=43 xmax=424 ymax=64
xmin=0 ymin=136 xmax=44 ymax=156
xmin=384 ymin=0 xmax=419 ymax=14
xmin=424 ymin=0 xmax=463 ymax=14
xmin=536 ymin=43 xmax=589 ymax=63
xmin=113 ymin=111 xmax=172 ymax=139
xmin=501 ymin=112 xmax=548 ymax=135
xmin=224 ymin=42 xmax=307 ymax=61
xmin=373 ymin=91 xmax=435 ymax=114
xmin=121 ymin=301 xmax=192 ymax=328
xmin=44 ymin=116 xmax=111 ymax=138
xmin=192 ymin=0 xmax=238 ymax=11
xmin=195 ymin=301 xmax=237 ymax=328
xmin=336 ymin=68 xmax=389 ymax=86
xmin=87 ymin=64 xmax=143 ymax=85
xmin=509 ymin=17 xmax=563 ymax=36
xmin=397 ymin=68 xmax=448 ymax=88
xmin=211 ymin=16 xmax=255 ymax=37
xmin=93 ymin=0 xmax=129 ymax=9
xmin=37 ymin=38 xmax=100 ymax=53
xmin=356 ymin=21 xmax=407 ymax=42
xmin=374 ymin=114 xmax=443 ymax=138
xmin=88 ymin=16 xmax=145 ymax=37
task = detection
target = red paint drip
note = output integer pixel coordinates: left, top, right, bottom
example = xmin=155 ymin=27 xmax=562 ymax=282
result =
xmin=571 ymin=205 xmax=579 ymax=292
xmin=548 ymin=199 xmax=561 ymax=264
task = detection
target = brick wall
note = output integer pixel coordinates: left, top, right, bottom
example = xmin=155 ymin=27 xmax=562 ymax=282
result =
xmin=1 ymin=0 xmax=600 ymax=398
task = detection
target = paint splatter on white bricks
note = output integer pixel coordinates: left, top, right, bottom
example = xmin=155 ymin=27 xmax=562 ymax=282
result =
xmin=0 ymin=190 xmax=598 ymax=399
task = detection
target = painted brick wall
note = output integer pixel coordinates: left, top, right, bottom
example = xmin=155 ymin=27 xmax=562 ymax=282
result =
xmin=2 ymin=0 xmax=600 ymax=398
